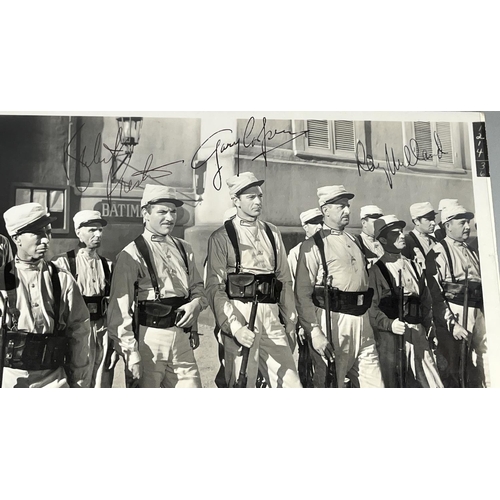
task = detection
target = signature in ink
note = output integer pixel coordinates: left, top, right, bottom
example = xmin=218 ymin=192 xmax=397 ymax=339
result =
xmin=190 ymin=116 xmax=309 ymax=190
xmin=105 ymin=155 xmax=184 ymax=203
xmin=63 ymin=121 xmax=183 ymax=202
xmin=355 ymin=131 xmax=447 ymax=188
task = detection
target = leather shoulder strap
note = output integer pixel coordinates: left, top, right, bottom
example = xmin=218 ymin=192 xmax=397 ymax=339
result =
xmin=356 ymin=233 xmax=367 ymax=254
xmin=1 ymin=261 xmax=18 ymax=318
xmin=134 ymin=235 xmax=161 ymax=299
xmin=262 ymin=222 xmax=278 ymax=273
xmin=440 ymin=239 xmax=455 ymax=282
xmin=409 ymin=231 xmax=426 ymax=257
xmin=99 ymin=255 xmax=112 ymax=295
xmin=171 ymin=237 xmax=189 ymax=275
xmin=66 ymin=249 xmax=77 ymax=279
xmin=224 ymin=219 xmax=241 ymax=273
xmin=313 ymin=231 xmax=329 ymax=286
xmin=375 ymin=260 xmax=396 ymax=295
xmin=48 ymin=262 xmax=62 ymax=332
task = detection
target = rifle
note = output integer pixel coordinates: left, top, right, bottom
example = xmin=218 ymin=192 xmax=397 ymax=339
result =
xmin=458 ymin=268 xmax=469 ymax=388
xmin=297 ymin=326 xmax=313 ymax=388
xmin=324 ymin=276 xmax=338 ymax=388
xmin=0 ymin=295 xmax=9 ymax=388
xmin=396 ymin=269 xmax=407 ymax=388
xmin=235 ymin=295 xmax=259 ymax=388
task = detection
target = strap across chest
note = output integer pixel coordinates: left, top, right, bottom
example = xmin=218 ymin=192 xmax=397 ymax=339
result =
xmin=224 ymin=219 xmax=277 ymax=274
xmin=134 ymin=234 xmax=189 ymax=301
xmin=66 ymin=249 xmax=112 ymax=295
xmin=0 ymin=260 xmax=62 ymax=331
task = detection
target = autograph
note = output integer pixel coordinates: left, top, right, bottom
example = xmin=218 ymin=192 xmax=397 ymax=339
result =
xmin=63 ymin=121 xmax=182 ymax=202
xmin=190 ymin=116 xmax=309 ymax=190
xmin=355 ymin=131 xmax=447 ymax=188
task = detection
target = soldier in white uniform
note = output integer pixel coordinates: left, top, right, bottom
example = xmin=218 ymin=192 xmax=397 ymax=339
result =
xmin=107 ymin=185 xmax=206 ymax=388
xmin=434 ymin=199 xmax=459 ymax=242
xmin=0 ymin=233 xmax=13 ymax=267
xmin=295 ymin=185 xmax=384 ymax=388
xmin=402 ymin=202 xmax=438 ymax=268
xmin=0 ymin=203 xmax=91 ymax=388
xmin=287 ymin=208 xmax=323 ymax=387
xmin=53 ymin=210 xmax=118 ymax=388
xmin=369 ymin=215 xmax=443 ymax=388
xmin=205 ymin=172 xmax=301 ymax=388
xmin=287 ymin=208 xmax=323 ymax=286
xmin=356 ymin=205 xmax=385 ymax=269
xmin=425 ymin=204 xmax=489 ymax=387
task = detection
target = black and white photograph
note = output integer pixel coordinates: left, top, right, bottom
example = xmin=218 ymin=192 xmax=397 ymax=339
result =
xmin=0 ymin=112 xmax=497 ymax=389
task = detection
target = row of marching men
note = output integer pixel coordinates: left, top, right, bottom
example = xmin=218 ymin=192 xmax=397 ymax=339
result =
xmin=289 ymin=196 xmax=487 ymax=388
xmin=0 ymin=173 xmax=488 ymax=388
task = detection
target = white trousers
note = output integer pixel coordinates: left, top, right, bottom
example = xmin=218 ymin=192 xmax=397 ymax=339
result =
xmin=318 ymin=309 xmax=385 ymax=388
xmin=89 ymin=318 xmax=114 ymax=388
xmin=436 ymin=304 xmax=489 ymax=388
xmin=2 ymin=366 xmax=69 ymax=388
xmin=223 ymin=301 xmax=301 ymax=388
xmin=137 ymin=324 xmax=201 ymax=388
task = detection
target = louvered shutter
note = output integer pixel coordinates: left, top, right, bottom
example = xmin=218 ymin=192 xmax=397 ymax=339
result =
xmin=436 ymin=122 xmax=453 ymax=164
xmin=306 ymin=120 xmax=331 ymax=149
xmin=333 ymin=120 xmax=355 ymax=152
xmin=414 ymin=121 xmax=433 ymax=160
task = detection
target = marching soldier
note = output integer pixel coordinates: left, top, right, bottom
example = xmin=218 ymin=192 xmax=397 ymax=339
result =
xmin=287 ymin=208 xmax=323 ymax=387
xmin=425 ymin=203 xmax=489 ymax=387
xmin=0 ymin=203 xmax=91 ymax=388
xmin=295 ymin=185 xmax=384 ymax=388
xmin=356 ymin=205 xmax=385 ymax=269
xmin=205 ymin=172 xmax=301 ymax=388
xmin=402 ymin=202 xmax=438 ymax=268
xmin=434 ymin=199 xmax=459 ymax=242
xmin=288 ymin=208 xmax=323 ymax=286
xmin=369 ymin=215 xmax=443 ymax=388
xmin=53 ymin=210 xmax=117 ymax=388
xmin=0 ymin=233 xmax=14 ymax=267
xmin=107 ymin=185 xmax=206 ymax=388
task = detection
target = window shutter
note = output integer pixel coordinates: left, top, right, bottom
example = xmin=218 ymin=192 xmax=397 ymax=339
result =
xmin=333 ymin=120 xmax=355 ymax=152
xmin=306 ymin=120 xmax=331 ymax=149
xmin=414 ymin=121 xmax=433 ymax=160
xmin=436 ymin=122 xmax=453 ymax=164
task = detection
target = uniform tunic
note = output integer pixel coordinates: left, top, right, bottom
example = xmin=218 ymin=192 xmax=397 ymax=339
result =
xmin=53 ymin=249 xmax=114 ymax=388
xmin=0 ymin=234 xmax=13 ymax=268
xmin=107 ymin=229 xmax=206 ymax=388
xmin=287 ymin=242 xmax=302 ymax=287
xmin=425 ymin=236 xmax=488 ymax=387
xmin=1 ymin=258 xmax=91 ymax=388
xmin=403 ymin=229 xmax=437 ymax=269
xmin=369 ymin=253 xmax=443 ymax=388
xmin=295 ymin=227 xmax=384 ymax=388
xmin=206 ymin=216 xmax=301 ymax=388
xmin=358 ymin=232 xmax=384 ymax=269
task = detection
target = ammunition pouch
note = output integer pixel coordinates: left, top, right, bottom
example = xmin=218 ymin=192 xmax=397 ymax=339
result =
xmin=138 ymin=297 xmax=189 ymax=329
xmin=3 ymin=331 xmax=70 ymax=371
xmin=84 ymin=296 xmax=108 ymax=321
xmin=442 ymin=280 xmax=483 ymax=308
xmin=378 ymin=294 xmax=424 ymax=324
xmin=312 ymin=287 xmax=374 ymax=316
xmin=226 ymin=273 xmax=282 ymax=304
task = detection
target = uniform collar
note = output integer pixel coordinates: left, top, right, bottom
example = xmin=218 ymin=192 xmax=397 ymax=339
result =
xmin=15 ymin=256 xmax=44 ymax=271
xmin=361 ymin=231 xmax=376 ymax=242
xmin=235 ymin=215 xmax=259 ymax=227
xmin=381 ymin=251 xmax=402 ymax=264
xmin=323 ymin=224 xmax=344 ymax=236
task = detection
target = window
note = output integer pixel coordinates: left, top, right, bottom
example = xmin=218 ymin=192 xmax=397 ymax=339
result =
xmin=14 ymin=184 xmax=69 ymax=233
xmin=294 ymin=119 xmax=362 ymax=160
xmin=409 ymin=121 xmax=463 ymax=169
